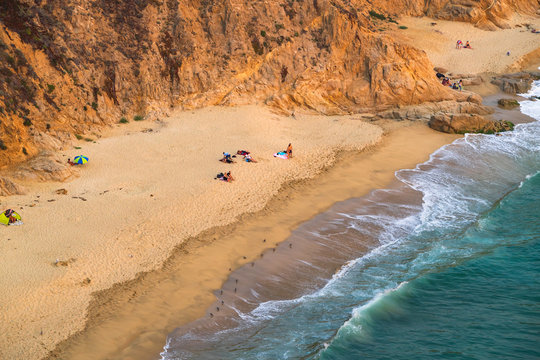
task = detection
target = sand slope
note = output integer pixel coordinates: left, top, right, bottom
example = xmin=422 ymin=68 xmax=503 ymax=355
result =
xmin=394 ymin=16 xmax=540 ymax=74
xmin=0 ymin=106 xmax=382 ymax=359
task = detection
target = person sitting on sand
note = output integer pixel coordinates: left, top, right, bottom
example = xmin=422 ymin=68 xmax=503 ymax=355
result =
xmin=464 ymin=41 xmax=472 ymax=49
xmin=224 ymin=171 xmax=234 ymax=182
xmin=452 ymin=82 xmax=459 ymax=90
xmin=458 ymin=79 xmax=463 ymax=91
xmin=244 ymin=154 xmax=257 ymax=163
xmin=456 ymin=40 xmax=462 ymax=49
xmin=286 ymin=143 xmax=293 ymax=159
xmin=219 ymin=152 xmax=235 ymax=164
xmin=67 ymin=158 xmax=76 ymax=166
xmin=441 ymin=77 xmax=450 ymax=86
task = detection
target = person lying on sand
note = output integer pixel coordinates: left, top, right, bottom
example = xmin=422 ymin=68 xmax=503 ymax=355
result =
xmin=219 ymin=152 xmax=235 ymax=163
xmin=67 ymin=158 xmax=77 ymax=166
xmin=244 ymin=154 xmax=257 ymax=163
xmin=237 ymin=150 xmax=250 ymax=156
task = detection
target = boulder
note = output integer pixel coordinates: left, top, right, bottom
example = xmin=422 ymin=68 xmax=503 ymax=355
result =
xmin=497 ymin=98 xmax=520 ymax=109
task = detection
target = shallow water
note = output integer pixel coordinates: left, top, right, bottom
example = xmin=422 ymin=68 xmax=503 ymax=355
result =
xmin=161 ymin=80 xmax=540 ymax=359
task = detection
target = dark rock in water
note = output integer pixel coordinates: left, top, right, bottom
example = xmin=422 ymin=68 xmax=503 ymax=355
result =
xmin=429 ymin=113 xmax=514 ymax=134
xmin=491 ymin=72 xmax=540 ymax=94
xmin=497 ymin=98 xmax=520 ymax=109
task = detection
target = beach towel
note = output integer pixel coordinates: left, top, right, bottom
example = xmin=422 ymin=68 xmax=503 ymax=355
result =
xmin=273 ymin=152 xmax=288 ymax=159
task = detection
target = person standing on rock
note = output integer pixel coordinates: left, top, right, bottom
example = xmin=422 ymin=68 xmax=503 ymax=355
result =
xmin=458 ymin=80 xmax=463 ymax=91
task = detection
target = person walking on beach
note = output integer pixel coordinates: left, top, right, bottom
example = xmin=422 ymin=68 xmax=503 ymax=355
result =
xmin=458 ymin=79 xmax=463 ymax=91
xmin=286 ymin=143 xmax=293 ymax=159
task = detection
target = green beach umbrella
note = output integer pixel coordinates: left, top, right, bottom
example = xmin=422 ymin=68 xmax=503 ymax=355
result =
xmin=74 ymin=155 xmax=89 ymax=165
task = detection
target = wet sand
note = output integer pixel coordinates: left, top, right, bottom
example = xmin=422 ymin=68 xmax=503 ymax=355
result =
xmin=48 ymin=123 xmax=458 ymax=360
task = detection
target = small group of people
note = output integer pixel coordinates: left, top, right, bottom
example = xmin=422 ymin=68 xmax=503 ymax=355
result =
xmin=436 ymin=72 xmax=463 ymax=91
xmin=456 ymin=40 xmax=472 ymax=49
xmin=217 ymin=144 xmax=292 ymax=183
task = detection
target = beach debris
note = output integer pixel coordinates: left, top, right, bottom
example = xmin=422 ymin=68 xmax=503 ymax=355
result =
xmin=47 ymin=199 xmax=56 ymax=202
xmin=81 ymin=278 xmax=91 ymax=286
xmin=235 ymin=279 xmax=238 ymax=284
xmin=72 ymin=196 xmax=87 ymax=201
xmin=220 ymin=290 xmax=223 ymax=295
xmin=261 ymin=253 xmax=264 ymax=258
xmin=55 ymin=188 xmax=68 ymax=195
xmin=251 ymin=262 xmax=255 ymax=267
xmin=234 ymin=288 xmax=237 ymax=293
xmin=228 ymin=268 xmax=232 ymax=272
xmin=40 ymin=329 xmax=43 ymax=336
xmin=242 ymin=256 xmax=247 ymax=259
xmin=273 ymin=248 xmax=276 ymax=252
xmin=221 ymin=300 xmax=224 ymax=305
xmin=263 ymin=239 xmax=266 ymax=243
xmin=289 ymin=243 xmax=293 ymax=248
xmin=210 ymin=313 xmax=213 ymax=317
xmin=216 ymin=307 xmax=220 ymax=312
xmin=53 ymin=258 xmax=76 ymax=267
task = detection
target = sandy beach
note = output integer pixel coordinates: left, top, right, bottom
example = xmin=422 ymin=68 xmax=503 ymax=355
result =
xmin=1 ymin=105 xmax=384 ymax=359
xmin=1 ymin=12 xmax=539 ymax=360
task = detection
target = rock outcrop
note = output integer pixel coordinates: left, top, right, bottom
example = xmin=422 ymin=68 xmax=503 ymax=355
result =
xmin=0 ymin=0 xmax=536 ymax=169
xmin=429 ymin=114 xmax=514 ymax=134
xmin=491 ymin=71 xmax=540 ymax=94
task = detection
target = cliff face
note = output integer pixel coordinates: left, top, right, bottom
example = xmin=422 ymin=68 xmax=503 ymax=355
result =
xmin=0 ymin=0 xmax=536 ymax=169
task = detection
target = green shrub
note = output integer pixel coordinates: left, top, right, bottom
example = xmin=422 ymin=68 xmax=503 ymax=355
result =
xmin=84 ymin=137 xmax=93 ymax=142
xmin=0 ymin=139 xmax=7 ymax=150
xmin=23 ymin=117 xmax=32 ymax=126
xmin=83 ymin=105 xmax=87 ymax=111
xmin=133 ymin=115 xmax=144 ymax=121
xmin=275 ymin=23 xmax=284 ymax=31
xmin=369 ymin=10 xmax=386 ymax=20
xmin=74 ymin=146 xmax=81 ymax=149
xmin=260 ymin=30 xmax=266 ymax=37
xmin=91 ymin=102 xmax=98 ymax=110
xmin=47 ymin=84 xmax=55 ymax=93
xmin=398 ymin=25 xmax=408 ymax=30
xmin=119 ymin=117 xmax=129 ymax=124
xmin=75 ymin=134 xmax=83 ymax=140
xmin=22 ymin=147 xmax=28 ymax=155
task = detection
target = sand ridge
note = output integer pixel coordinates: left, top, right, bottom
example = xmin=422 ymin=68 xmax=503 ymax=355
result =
xmin=0 ymin=105 xmax=382 ymax=360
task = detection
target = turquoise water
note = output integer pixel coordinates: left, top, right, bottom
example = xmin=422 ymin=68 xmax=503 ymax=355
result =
xmin=161 ymin=82 xmax=540 ymax=359
xmin=319 ymin=173 xmax=540 ymax=360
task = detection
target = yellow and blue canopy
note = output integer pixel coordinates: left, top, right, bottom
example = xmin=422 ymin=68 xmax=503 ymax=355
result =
xmin=74 ymin=155 xmax=88 ymax=164
xmin=0 ymin=209 xmax=21 ymax=225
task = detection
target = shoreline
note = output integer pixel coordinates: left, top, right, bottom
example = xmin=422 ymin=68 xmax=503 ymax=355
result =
xmin=46 ymin=122 xmax=459 ymax=360
xmin=1 ymin=105 xmax=384 ymax=360
xmin=0 ymin=13 xmax=537 ymax=360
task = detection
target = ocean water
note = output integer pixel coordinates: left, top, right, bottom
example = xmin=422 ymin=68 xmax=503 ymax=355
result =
xmin=160 ymin=81 xmax=540 ymax=359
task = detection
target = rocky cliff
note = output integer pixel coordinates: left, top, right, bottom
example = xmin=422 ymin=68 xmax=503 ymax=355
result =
xmin=0 ymin=0 xmax=537 ymax=170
